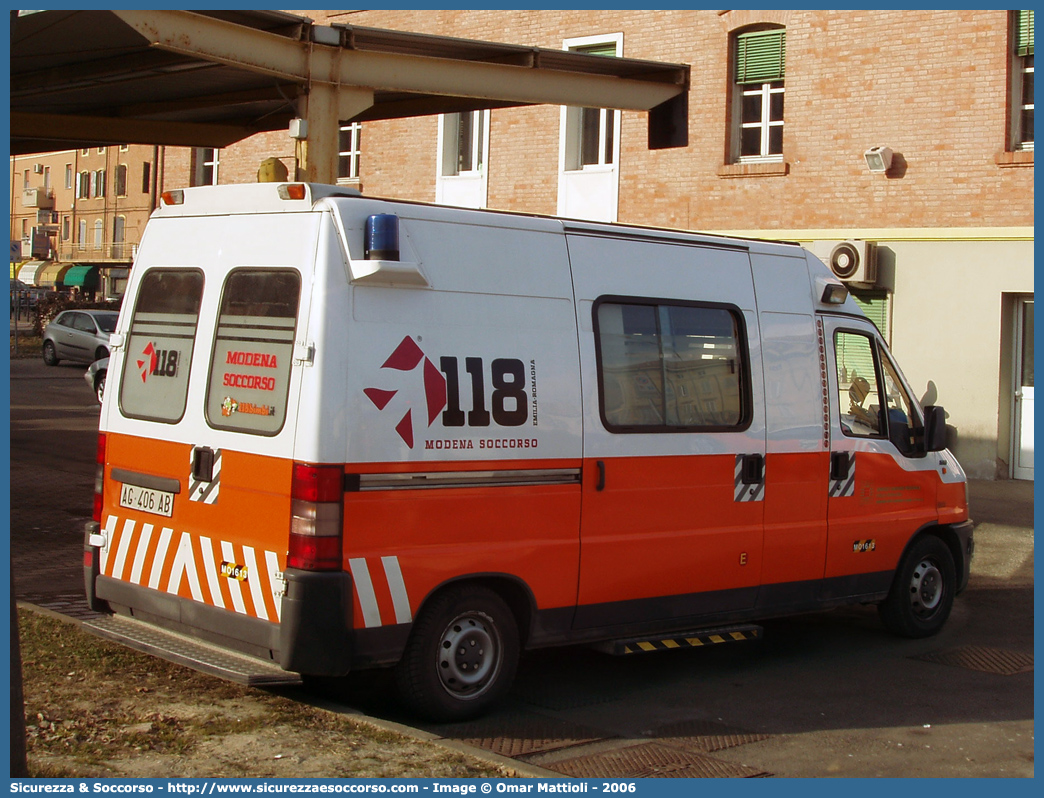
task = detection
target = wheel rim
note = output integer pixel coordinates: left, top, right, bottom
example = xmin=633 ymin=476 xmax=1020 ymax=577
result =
xmin=437 ymin=611 xmax=501 ymax=700
xmin=908 ymin=558 xmax=943 ymax=617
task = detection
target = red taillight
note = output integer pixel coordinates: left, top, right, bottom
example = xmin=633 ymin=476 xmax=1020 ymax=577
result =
xmin=291 ymin=463 xmax=344 ymax=503
xmin=92 ymin=433 xmax=107 ymax=523
xmin=287 ymin=462 xmax=344 ymax=571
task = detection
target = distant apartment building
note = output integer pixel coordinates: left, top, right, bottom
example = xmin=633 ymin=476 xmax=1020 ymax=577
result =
xmin=8 ymin=10 xmax=1032 ymax=480
xmin=9 ymin=144 xmax=159 ymax=297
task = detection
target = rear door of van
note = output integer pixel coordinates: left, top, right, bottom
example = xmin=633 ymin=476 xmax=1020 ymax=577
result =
xmin=97 ymin=207 xmax=322 ymax=650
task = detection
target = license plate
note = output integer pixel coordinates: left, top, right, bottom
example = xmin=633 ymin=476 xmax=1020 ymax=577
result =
xmin=119 ymin=483 xmax=174 ymax=518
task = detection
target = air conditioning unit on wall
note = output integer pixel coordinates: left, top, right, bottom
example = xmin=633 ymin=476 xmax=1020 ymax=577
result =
xmin=810 ymin=240 xmax=878 ymax=287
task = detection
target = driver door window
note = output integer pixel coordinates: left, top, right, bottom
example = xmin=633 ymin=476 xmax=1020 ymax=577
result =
xmin=835 ymin=331 xmax=883 ymax=437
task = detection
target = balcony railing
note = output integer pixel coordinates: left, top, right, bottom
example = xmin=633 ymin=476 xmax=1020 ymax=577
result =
xmin=56 ymin=240 xmax=138 ymax=263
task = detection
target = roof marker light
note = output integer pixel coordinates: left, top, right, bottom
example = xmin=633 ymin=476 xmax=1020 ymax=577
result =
xmin=278 ymin=183 xmax=307 ymax=201
xmin=160 ymin=190 xmax=184 ymax=206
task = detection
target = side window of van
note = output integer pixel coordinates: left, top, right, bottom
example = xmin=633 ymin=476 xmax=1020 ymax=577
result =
xmin=205 ymin=269 xmax=301 ymax=436
xmin=595 ymin=299 xmax=749 ymax=431
xmin=119 ymin=269 xmax=205 ymax=423
xmin=835 ymin=331 xmax=884 ymax=438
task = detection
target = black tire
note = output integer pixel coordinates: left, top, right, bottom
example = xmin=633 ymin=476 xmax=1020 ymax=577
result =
xmin=394 ymin=585 xmax=519 ymax=722
xmin=95 ymin=371 xmax=106 ymax=404
xmin=42 ymin=340 xmax=59 ymax=366
xmin=878 ymin=535 xmax=956 ymax=638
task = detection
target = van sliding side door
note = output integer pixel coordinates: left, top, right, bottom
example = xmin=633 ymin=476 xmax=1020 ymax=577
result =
xmin=567 ymin=232 xmax=766 ymax=630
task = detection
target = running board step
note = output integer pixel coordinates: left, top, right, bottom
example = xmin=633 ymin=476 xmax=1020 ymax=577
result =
xmin=82 ymin=614 xmax=302 ymax=687
xmin=594 ymin=624 xmax=763 ymax=656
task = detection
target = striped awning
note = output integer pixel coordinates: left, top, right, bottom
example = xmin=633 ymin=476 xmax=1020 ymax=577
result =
xmin=17 ymin=260 xmax=49 ymax=286
xmin=37 ymin=262 xmax=72 ymax=288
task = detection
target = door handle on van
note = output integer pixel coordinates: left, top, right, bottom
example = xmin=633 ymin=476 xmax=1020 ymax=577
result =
xmin=192 ymin=446 xmax=216 ymax=483
xmin=741 ymin=454 xmax=764 ymax=485
xmin=830 ymin=451 xmax=853 ymax=481
xmin=595 ymin=460 xmax=606 ymax=491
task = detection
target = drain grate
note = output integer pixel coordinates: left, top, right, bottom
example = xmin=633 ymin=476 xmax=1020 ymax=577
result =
xmin=912 ymin=645 xmax=1033 ymax=676
xmin=426 ymin=710 xmax=609 ymax=757
xmin=547 ymin=742 xmax=771 ymax=779
xmin=642 ymin=718 xmax=771 ymax=753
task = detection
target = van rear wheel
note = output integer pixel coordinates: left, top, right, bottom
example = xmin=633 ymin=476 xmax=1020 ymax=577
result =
xmin=395 ymin=585 xmax=519 ymax=722
xmin=878 ymin=535 xmax=955 ymax=638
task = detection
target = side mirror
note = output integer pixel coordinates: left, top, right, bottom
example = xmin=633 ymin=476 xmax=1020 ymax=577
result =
xmin=923 ymin=405 xmax=948 ymax=452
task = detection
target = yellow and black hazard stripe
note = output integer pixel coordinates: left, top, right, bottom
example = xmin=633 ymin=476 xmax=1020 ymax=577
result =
xmin=604 ymin=625 xmax=762 ymax=656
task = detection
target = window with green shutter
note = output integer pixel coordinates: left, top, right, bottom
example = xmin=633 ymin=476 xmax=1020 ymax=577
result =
xmin=732 ymin=27 xmax=786 ymax=161
xmin=1017 ymin=10 xmax=1034 ymax=56
xmin=735 ymin=29 xmax=786 ymax=84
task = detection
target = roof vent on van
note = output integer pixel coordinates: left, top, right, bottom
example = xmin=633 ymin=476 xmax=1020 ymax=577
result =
xmin=366 ymin=214 xmax=399 ymax=261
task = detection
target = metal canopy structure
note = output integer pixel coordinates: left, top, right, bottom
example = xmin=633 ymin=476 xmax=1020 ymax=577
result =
xmin=10 ymin=10 xmax=690 ymax=181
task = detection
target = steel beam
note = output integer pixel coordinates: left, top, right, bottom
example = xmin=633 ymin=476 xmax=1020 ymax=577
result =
xmin=11 ymin=112 xmax=251 ymax=151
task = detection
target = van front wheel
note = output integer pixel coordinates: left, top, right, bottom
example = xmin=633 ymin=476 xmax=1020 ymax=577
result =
xmin=878 ymin=535 xmax=955 ymax=638
xmin=395 ymin=585 xmax=519 ymax=722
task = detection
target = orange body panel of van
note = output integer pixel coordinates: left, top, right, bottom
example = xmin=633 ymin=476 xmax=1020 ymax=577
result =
xmin=762 ymin=451 xmax=830 ymax=585
xmin=576 ymin=453 xmax=763 ymax=610
xmin=826 ymin=452 xmax=941 ymax=578
xmin=102 ymin=433 xmax=292 ymax=622
xmin=344 ymin=457 xmax=583 ymax=630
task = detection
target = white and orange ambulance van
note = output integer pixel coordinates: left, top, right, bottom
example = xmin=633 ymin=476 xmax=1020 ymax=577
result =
xmin=84 ymin=182 xmax=973 ymax=721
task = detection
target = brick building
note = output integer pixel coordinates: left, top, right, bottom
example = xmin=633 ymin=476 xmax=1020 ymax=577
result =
xmin=9 ymin=10 xmax=1033 ymax=480
xmin=10 ymin=145 xmax=160 ymax=297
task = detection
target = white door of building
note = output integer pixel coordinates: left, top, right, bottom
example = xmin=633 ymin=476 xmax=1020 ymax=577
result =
xmin=1013 ymin=297 xmax=1034 ymax=480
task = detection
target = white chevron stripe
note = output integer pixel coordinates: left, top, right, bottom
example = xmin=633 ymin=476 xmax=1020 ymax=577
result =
xmin=111 ymin=519 xmax=136 ymax=580
xmin=349 ymin=558 xmax=382 ymax=628
xmin=199 ymin=536 xmax=226 ymax=609
xmin=129 ymin=523 xmax=153 ymax=585
xmin=241 ymin=546 xmax=268 ymax=621
xmin=382 ymin=556 xmax=412 ymax=624
xmin=149 ymin=527 xmax=174 ymax=590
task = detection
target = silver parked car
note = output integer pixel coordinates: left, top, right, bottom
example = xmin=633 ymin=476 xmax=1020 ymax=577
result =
xmin=85 ymin=357 xmax=109 ymax=404
xmin=42 ymin=309 xmax=119 ymax=366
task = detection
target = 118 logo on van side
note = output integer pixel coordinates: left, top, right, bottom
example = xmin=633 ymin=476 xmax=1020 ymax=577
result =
xmin=137 ymin=342 xmax=179 ymax=383
xmin=364 ymin=336 xmax=534 ymax=449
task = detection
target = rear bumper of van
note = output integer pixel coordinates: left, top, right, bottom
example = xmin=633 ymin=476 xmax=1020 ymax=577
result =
xmin=84 ymin=523 xmax=357 ymax=678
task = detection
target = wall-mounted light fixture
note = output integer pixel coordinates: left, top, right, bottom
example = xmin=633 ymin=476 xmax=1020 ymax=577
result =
xmin=864 ymin=146 xmax=893 ymax=173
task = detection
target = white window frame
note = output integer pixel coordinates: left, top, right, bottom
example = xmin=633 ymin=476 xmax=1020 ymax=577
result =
xmin=195 ymin=147 xmax=220 ymax=185
xmin=337 ymin=123 xmax=362 ymax=183
xmin=1012 ymin=52 xmax=1034 ymax=152
xmin=736 ymin=81 xmax=785 ymax=163
xmin=559 ymin=33 xmax=623 ymax=174
xmin=439 ymin=110 xmax=488 ymax=177
xmin=435 ymin=110 xmax=491 ymax=208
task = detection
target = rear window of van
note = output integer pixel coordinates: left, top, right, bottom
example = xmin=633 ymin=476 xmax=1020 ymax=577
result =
xmin=205 ymin=269 xmax=301 ymax=436
xmin=119 ymin=269 xmax=204 ymax=423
